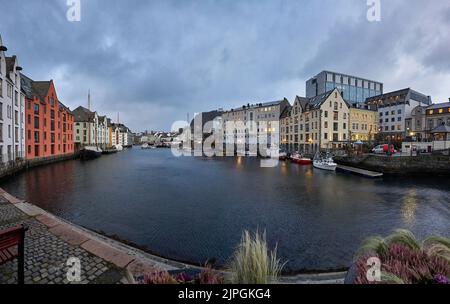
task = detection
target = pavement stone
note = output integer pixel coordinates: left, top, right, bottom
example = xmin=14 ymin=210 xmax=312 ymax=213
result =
xmin=0 ymin=195 xmax=127 ymax=284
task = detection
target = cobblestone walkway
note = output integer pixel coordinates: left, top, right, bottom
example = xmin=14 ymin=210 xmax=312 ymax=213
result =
xmin=0 ymin=195 xmax=128 ymax=284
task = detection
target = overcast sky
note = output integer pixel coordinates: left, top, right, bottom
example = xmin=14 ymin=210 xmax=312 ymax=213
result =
xmin=1 ymin=0 xmax=449 ymax=131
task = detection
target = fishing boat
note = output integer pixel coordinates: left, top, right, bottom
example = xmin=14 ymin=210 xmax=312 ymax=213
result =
xmin=290 ymin=152 xmax=312 ymax=165
xmin=313 ymin=154 xmax=337 ymax=171
xmin=80 ymin=146 xmax=102 ymax=161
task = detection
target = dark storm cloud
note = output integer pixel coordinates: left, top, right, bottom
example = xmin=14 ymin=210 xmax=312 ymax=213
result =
xmin=1 ymin=0 xmax=449 ymax=130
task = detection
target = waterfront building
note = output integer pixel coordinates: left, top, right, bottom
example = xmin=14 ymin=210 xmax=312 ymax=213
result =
xmin=279 ymin=105 xmax=292 ymax=151
xmin=73 ymin=106 xmax=99 ymax=149
xmin=190 ymin=109 xmax=223 ymax=147
xmin=222 ymin=99 xmax=290 ymax=153
xmin=293 ymin=88 xmax=350 ymax=152
xmin=306 ymin=70 xmax=383 ymax=104
xmin=366 ymin=88 xmax=432 ymax=140
xmin=110 ymin=123 xmax=133 ymax=148
xmin=0 ymin=36 xmax=26 ymax=163
xmin=349 ymin=106 xmax=379 ymax=142
xmin=406 ymin=101 xmax=450 ymax=141
xmin=97 ymin=115 xmax=110 ymax=148
xmin=21 ymin=75 xmax=74 ymax=159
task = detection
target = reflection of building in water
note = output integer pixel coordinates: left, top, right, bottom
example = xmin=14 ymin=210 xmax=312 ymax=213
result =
xmin=402 ymin=189 xmax=418 ymax=226
xmin=25 ymin=161 xmax=75 ymax=208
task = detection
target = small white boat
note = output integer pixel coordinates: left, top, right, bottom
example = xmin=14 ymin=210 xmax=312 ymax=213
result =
xmin=313 ymin=157 xmax=338 ymax=171
xmin=115 ymin=144 xmax=124 ymax=151
xmin=141 ymin=143 xmax=152 ymax=149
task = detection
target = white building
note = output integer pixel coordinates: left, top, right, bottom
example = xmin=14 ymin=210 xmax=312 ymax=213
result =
xmin=0 ymin=36 xmax=26 ymax=163
xmin=97 ymin=115 xmax=109 ymax=148
xmin=110 ymin=123 xmax=133 ymax=148
xmin=222 ymin=99 xmax=289 ymax=154
xmin=366 ymin=88 xmax=432 ymax=140
xmin=73 ymin=106 xmax=99 ymax=149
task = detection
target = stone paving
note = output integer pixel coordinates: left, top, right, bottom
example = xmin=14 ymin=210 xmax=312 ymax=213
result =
xmin=0 ymin=194 xmax=128 ymax=284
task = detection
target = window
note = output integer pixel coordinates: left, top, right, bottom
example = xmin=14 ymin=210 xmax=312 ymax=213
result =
xmin=333 ymin=122 xmax=339 ymax=131
xmin=324 ymin=121 xmax=328 ymax=128
xmin=34 ymin=131 xmax=39 ymax=143
xmin=0 ymin=102 xmax=2 ymax=120
xmin=398 ymin=109 xmax=402 ymax=114
xmin=14 ymin=111 xmax=18 ymax=125
xmin=0 ymin=123 xmax=2 ymax=142
xmin=324 ymin=111 xmax=328 ymax=118
xmin=324 ymin=133 xmax=328 ymax=140
xmin=0 ymin=78 xmax=2 ymax=97
xmin=34 ymin=117 xmax=39 ymax=129
xmin=333 ymin=112 xmax=339 ymax=120
xmin=34 ymin=104 xmax=39 ymax=115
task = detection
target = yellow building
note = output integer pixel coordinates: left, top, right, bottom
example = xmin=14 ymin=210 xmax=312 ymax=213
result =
xmin=349 ymin=107 xmax=379 ymax=141
xmin=283 ymin=88 xmax=350 ymax=152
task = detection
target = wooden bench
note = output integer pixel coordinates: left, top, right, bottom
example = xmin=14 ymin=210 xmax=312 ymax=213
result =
xmin=0 ymin=225 xmax=28 ymax=284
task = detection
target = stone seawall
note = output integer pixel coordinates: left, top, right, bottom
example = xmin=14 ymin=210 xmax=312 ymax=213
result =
xmin=0 ymin=153 xmax=79 ymax=180
xmin=334 ymin=154 xmax=450 ymax=175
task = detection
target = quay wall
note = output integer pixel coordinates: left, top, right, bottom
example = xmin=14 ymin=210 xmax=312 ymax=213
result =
xmin=0 ymin=153 xmax=78 ymax=180
xmin=334 ymin=154 xmax=450 ymax=175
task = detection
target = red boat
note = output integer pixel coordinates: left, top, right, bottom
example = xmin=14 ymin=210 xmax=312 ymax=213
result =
xmin=290 ymin=153 xmax=312 ymax=165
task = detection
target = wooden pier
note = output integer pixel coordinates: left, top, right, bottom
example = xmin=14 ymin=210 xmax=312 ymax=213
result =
xmin=336 ymin=165 xmax=383 ymax=178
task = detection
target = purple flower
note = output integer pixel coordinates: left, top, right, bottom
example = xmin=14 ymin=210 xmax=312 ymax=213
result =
xmin=176 ymin=272 xmax=193 ymax=283
xmin=433 ymin=274 xmax=449 ymax=285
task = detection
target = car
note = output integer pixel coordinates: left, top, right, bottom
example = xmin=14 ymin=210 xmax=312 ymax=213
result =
xmin=372 ymin=144 xmax=396 ymax=154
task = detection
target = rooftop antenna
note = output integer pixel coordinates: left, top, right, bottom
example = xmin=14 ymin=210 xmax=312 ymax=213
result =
xmin=88 ymin=89 xmax=91 ymax=110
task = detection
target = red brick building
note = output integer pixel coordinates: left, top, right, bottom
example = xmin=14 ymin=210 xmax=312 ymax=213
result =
xmin=21 ymin=74 xmax=74 ymax=159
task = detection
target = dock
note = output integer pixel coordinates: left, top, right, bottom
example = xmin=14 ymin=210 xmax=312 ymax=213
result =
xmin=336 ymin=165 xmax=383 ymax=178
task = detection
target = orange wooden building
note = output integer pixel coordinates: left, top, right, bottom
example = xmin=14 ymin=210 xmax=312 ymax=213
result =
xmin=21 ymin=74 xmax=74 ymax=160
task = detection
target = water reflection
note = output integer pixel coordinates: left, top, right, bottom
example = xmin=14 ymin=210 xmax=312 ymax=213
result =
xmin=1 ymin=149 xmax=449 ymax=272
xmin=402 ymin=189 xmax=418 ymax=226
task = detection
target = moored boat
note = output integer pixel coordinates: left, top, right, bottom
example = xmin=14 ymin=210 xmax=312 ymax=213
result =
xmin=279 ymin=151 xmax=288 ymax=161
xmin=115 ymin=144 xmax=124 ymax=151
xmin=80 ymin=146 xmax=102 ymax=161
xmin=313 ymin=154 xmax=337 ymax=171
xmin=290 ymin=152 xmax=312 ymax=165
xmin=141 ymin=143 xmax=151 ymax=149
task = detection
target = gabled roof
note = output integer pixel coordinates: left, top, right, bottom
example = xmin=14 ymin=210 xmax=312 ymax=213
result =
xmin=20 ymin=73 xmax=51 ymax=104
xmin=295 ymin=88 xmax=344 ymax=111
xmin=73 ymin=106 xmax=96 ymax=122
xmin=279 ymin=105 xmax=292 ymax=119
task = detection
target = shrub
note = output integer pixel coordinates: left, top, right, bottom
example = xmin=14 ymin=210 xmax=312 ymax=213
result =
xmin=140 ymin=271 xmax=178 ymax=284
xmin=354 ymin=230 xmax=450 ymax=284
xmin=229 ymin=230 xmax=285 ymax=284
xmin=199 ymin=266 xmax=225 ymax=284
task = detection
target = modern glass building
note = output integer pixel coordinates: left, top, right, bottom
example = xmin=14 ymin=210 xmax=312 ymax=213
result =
xmin=306 ymin=71 xmax=383 ymax=104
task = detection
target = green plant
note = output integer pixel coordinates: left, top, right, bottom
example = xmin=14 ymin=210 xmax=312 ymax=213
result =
xmin=228 ymin=230 xmax=285 ymax=284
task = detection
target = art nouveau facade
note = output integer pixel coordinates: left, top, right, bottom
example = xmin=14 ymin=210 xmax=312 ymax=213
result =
xmin=73 ymin=106 xmax=99 ymax=149
xmin=21 ymin=75 xmax=74 ymax=159
xmin=406 ymin=102 xmax=450 ymax=141
xmin=282 ymin=88 xmax=350 ymax=152
xmin=0 ymin=36 xmax=26 ymax=163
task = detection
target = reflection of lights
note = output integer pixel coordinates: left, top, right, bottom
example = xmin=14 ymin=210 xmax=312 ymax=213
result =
xmin=236 ymin=156 xmax=242 ymax=167
xmin=402 ymin=189 xmax=418 ymax=225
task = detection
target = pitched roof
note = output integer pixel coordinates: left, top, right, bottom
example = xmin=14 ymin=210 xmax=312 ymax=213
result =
xmin=279 ymin=105 xmax=292 ymax=119
xmin=31 ymin=81 xmax=52 ymax=103
xmin=73 ymin=106 xmax=96 ymax=122
xmin=431 ymin=124 xmax=450 ymax=133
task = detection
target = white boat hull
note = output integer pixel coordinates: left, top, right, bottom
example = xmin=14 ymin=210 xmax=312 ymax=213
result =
xmin=313 ymin=161 xmax=337 ymax=171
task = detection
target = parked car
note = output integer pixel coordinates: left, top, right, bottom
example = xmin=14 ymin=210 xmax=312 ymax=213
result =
xmin=372 ymin=144 xmax=396 ymax=154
